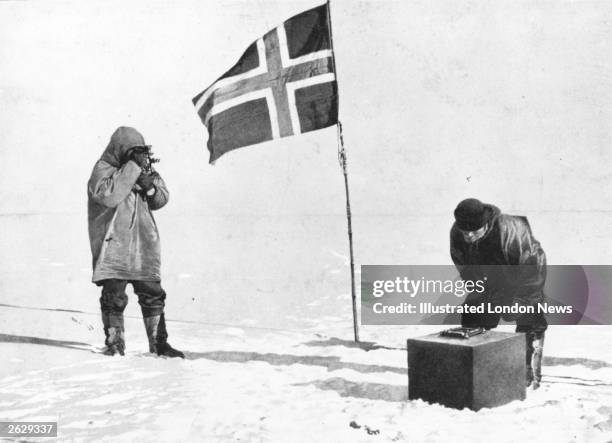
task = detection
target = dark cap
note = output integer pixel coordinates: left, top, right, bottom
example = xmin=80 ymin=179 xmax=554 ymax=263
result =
xmin=454 ymin=198 xmax=491 ymax=231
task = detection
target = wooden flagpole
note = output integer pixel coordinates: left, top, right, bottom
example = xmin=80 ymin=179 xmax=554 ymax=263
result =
xmin=326 ymin=0 xmax=359 ymax=342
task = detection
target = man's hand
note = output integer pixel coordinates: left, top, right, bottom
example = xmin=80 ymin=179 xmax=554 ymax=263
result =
xmin=136 ymin=172 xmax=157 ymax=192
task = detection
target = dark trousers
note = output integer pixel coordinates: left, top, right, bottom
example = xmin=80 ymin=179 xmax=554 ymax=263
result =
xmin=99 ymin=279 xmax=167 ymax=319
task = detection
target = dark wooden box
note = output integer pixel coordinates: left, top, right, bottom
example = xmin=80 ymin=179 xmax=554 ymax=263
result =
xmin=407 ymin=331 xmax=526 ymax=410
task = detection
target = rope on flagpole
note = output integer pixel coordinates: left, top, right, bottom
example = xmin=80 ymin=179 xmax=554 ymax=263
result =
xmin=327 ymin=0 xmax=359 ymax=343
xmin=336 ymin=121 xmax=345 ymax=167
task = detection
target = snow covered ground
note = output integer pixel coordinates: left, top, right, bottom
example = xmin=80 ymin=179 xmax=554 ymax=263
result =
xmin=1 ymin=303 xmax=612 ymax=442
xmin=1 ymin=215 xmax=612 ymax=442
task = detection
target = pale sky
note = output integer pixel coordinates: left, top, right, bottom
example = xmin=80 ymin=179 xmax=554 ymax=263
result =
xmin=1 ymin=0 xmax=611 ymax=268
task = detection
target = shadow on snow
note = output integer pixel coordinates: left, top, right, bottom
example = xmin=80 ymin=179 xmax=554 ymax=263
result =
xmin=185 ymin=350 xmax=406 ymax=375
xmin=0 ymin=333 xmax=93 ymax=351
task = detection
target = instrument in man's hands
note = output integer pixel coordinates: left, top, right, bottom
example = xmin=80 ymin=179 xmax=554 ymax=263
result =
xmin=130 ymin=145 xmax=160 ymax=173
xmin=142 ymin=146 xmax=160 ymax=173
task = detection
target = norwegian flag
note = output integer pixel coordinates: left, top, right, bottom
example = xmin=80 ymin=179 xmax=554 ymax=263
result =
xmin=192 ymin=4 xmax=338 ymax=163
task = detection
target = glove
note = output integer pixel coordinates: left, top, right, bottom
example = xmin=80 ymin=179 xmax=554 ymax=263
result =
xmin=136 ymin=172 xmax=157 ymax=192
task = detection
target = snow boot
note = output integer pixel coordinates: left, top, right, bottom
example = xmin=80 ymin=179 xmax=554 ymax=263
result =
xmin=102 ymin=311 xmax=110 ymax=346
xmin=526 ymin=331 xmax=545 ymax=389
xmin=143 ymin=313 xmax=184 ymax=358
xmin=101 ymin=311 xmax=125 ymax=356
xmin=103 ymin=327 xmax=125 ymax=356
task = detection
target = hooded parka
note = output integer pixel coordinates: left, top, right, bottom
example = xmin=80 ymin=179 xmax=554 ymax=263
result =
xmin=87 ymin=127 xmax=168 ymax=284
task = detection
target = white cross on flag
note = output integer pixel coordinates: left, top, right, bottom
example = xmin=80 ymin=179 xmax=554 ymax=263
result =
xmin=192 ymin=4 xmax=338 ymax=163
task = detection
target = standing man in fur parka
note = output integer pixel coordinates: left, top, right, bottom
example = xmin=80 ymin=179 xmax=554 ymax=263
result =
xmin=87 ymin=126 xmax=184 ymax=358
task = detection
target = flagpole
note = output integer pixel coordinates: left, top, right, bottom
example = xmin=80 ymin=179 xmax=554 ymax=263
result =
xmin=326 ymin=0 xmax=359 ymax=343
xmin=337 ymin=123 xmax=360 ymax=343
